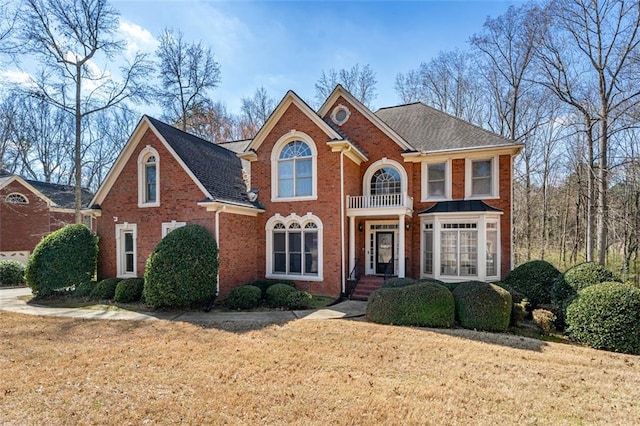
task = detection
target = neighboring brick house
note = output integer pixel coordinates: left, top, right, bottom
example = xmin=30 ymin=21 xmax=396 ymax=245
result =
xmin=0 ymin=170 xmax=93 ymax=263
xmin=91 ymin=85 xmax=522 ymax=299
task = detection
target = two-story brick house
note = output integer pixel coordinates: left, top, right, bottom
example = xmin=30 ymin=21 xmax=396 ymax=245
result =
xmin=91 ymin=85 xmax=522 ymax=299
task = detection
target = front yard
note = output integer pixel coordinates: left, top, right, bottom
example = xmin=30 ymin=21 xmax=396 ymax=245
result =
xmin=1 ymin=311 xmax=638 ymax=424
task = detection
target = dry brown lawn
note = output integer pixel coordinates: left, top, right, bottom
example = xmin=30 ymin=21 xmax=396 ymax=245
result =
xmin=1 ymin=311 xmax=639 ymax=425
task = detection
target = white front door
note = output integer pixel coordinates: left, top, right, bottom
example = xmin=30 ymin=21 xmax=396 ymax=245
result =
xmin=365 ymin=220 xmax=399 ymax=275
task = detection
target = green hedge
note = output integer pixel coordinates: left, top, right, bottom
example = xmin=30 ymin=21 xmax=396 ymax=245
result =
xmin=366 ymin=283 xmax=455 ymax=328
xmin=265 ymin=283 xmax=297 ymax=308
xmin=115 ymin=278 xmax=145 ymax=303
xmin=144 ymin=224 xmax=218 ymax=309
xmin=0 ymin=260 xmax=25 ymax=286
xmin=566 ymin=282 xmax=640 ymax=354
xmin=74 ymin=280 xmax=96 ymax=298
xmin=25 ymin=224 xmax=98 ymax=297
xmin=285 ymin=290 xmax=313 ymax=310
xmin=92 ymin=278 xmax=121 ymax=300
xmin=381 ymin=277 xmax=417 ymax=289
xmin=227 ymin=285 xmax=262 ymax=310
xmin=504 ymin=260 xmax=561 ymax=307
xmin=250 ymin=279 xmax=296 ymax=298
xmin=452 ymin=281 xmax=512 ymax=332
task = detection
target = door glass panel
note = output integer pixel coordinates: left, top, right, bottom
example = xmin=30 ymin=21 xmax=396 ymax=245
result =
xmin=376 ymin=232 xmax=394 ymax=274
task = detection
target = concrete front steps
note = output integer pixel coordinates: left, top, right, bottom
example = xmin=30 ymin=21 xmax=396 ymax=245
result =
xmin=350 ymin=276 xmax=385 ymax=301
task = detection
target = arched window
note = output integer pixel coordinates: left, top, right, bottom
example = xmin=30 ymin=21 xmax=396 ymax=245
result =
xmin=371 ymin=167 xmax=401 ymax=195
xmin=271 ymin=131 xmax=317 ymax=202
xmin=137 ymin=146 xmax=160 ymax=207
xmin=278 ymin=141 xmax=312 ymax=197
xmin=267 ymin=214 xmax=322 ymax=280
xmin=5 ymin=193 xmax=28 ymax=204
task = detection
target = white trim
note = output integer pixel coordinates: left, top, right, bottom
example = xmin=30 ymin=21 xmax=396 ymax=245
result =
xmin=198 ymin=201 xmax=263 ymax=216
xmin=161 ymin=221 xmax=186 ymax=238
xmin=465 ymin=156 xmax=499 ymax=200
xmin=401 ymin=145 xmax=523 ymax=163
xmin=0 ymin=176 xmax=55 ymax=207
xmin=137 ymin=145 xmax=160 ymax=208
xmin=265 ymin=213 xmax=324 ymax=281
xmin=362 ymin=157 xmax=408 ymax=196
xmin=331 ymin=104 xmax=351 ymax=126
xmin=419 ymin=213 xmax=501 ymax=282
xmin=4 ymin=192 xmax=29 ymax=204
xmin=318 ymin=85 xmax=414 ymax=151
xmin=115 ymin=223 xmax=137 ymax=278
xmin=270 ymin=131 xmax=318 ymax=202
xmin=421 ymin=159 xmax=451 ymax=202
xmin=364 ymin=220 xmax=400 ymax=276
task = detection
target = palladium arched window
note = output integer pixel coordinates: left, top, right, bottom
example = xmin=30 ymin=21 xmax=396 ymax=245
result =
xmin=371 ymin=167 xmax=401 ymax=195
xmin=5 ymin=193 xmax=28 ymax=204
xmin=278 ymin=141 xmax=312 ymax=198
xmin=138 ymin=146 xmax=160 ymax=207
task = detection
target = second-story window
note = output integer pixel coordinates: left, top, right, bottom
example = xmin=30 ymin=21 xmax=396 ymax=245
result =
xmin=371 ymin=167 xmax=401 ymax=195
xmin=278 ymin=140 xmax=312 ymax=198
xmin=471 ymin=159 xmax=493 ymax=197
xmin=145 ymin=156 xmax=157 ymax=203
xmin=138 ymin=146 xmax=160 ymax=207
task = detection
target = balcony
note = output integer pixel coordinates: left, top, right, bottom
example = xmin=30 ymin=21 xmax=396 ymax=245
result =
xmin=346 ymin=193 xmax=414 ymax=217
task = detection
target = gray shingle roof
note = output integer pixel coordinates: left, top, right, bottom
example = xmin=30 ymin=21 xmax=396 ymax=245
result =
xmin=375 ymin=102 xmax=519 ymax=152
xmin=218 ymin=139 xmax=252 ymax=154
xmin=146 ymin=116 xmax=257 ymax=209
xmin=26 ymin=180 xmax=93 ymax=209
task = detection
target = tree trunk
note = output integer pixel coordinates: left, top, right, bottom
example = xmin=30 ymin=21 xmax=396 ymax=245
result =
xmin=585 ymin=117 xmax=595 ymax=262
xmin=596 ymin=116 xmax=608 ymax=265
xmin=74 ymin=64 xmax=82 ymax=224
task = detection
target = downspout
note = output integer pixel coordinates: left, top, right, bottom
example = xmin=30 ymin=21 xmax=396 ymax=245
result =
xmin=215 ymin=205 xmax=226 ymax=296
xmin=510 ymin=155 xmax=514 ymax=275
xmin=340 ymin=146 xmax=352 ymax=295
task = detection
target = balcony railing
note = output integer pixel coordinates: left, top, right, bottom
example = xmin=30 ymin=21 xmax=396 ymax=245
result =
xmin=347 ymin=193 xmax=414 ymax=210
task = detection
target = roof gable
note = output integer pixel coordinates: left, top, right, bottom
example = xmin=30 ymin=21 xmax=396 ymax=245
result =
xmin=318 ymin=85 xmax=414 ymax=151
xmin=375 ymin=102 xmax=522 ymax=153
xmin=245 ymin=90 xmax=343 ymax=153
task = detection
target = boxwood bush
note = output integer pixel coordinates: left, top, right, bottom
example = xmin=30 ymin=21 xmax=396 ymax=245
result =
xmin=114 ymin=278 xmax=145 ymax=303
xmin=265 ymin=283 xmax=297 ymax=308
xmin=73 ymin=280 xmax=96 ymax=298
xmin=92 ymin=277 xmax=121 ymax=300
xmin=504 ymin=260 xmax=561 ymax=307
xmin=227 ymin=285 xmax=262 ymax=310
xmin=566 ymin=282 xmax=640 ymax=354
xmin=366 ymin=282 xmax=455 ymax=328
xmin=452 ymin=281 xmax=512 ymax=332
xmin=250 ymin=279 xmax=296 ymax=298
xmin=0 ymin=260 xmax=25 ymax=286
xmin=25 ymin=224 xmax=98 ymax=297
xmin=144 ymin=224 xmax=218 ymax=309
xmin=381 ymin=277 xmax=416 ymax=289
xmin=285 ymin=290 xmax=313 ymax=310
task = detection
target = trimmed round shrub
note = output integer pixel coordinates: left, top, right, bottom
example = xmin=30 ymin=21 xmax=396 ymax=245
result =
xmin=144 ymin=224 xmax=219 ymax=309
xmin=366 ymin=282 xmax=455 ymax=328
xmin=566 ymin=282 xmax=640 ymax=354
xmin=285 ymin=290 xmax=313 ymax=310
xmin=504 ymin=260 xmax=561 ymax=307
xmin=440 ymin=282 xmax=461 ymax=293
xmin=553 ymin=262 xmax=621 ymax=303
xmin=74 ymin=280 xmax=96 ymax=298
xmin=115 ymin=278 xmax=145 ymax=303
xmin=0 ymin=260 xmax=25 ymax=286
xmin=416 ymin=278 xmax=444 ymax=285
xmin=227 ymin=285 xmax=262 ymax=310
xmin=381 ymin=277 xmax=416 ymax=289
xmin=265 ymin=283 xmax=297 ymax=308
xmin=92 ymin=277 xmax=121 ymax=300
xmin=452 ymin=281 xmax=512 ymax=332
xmin=25 ymin=224 xmax=98 ymax=297
xmin=249 ymin=279 xmax=295 ymax=298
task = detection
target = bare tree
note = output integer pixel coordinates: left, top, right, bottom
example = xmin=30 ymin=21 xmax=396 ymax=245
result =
xmin=0 ymin=93 xmax=20 ymax=172
xmin=155 ymin=28 xmax=221 ymax=132
xmin=315 ymin=63 xmax=377 ymax=108
xmin=187 ymin=100 xmax=239 ymax=143
xmin=239 ymin=86 xmax=275 ymax=137
xmin=19 ymin=0 xmax=152 ymax=222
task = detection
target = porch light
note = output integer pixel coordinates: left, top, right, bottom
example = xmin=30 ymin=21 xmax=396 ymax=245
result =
xmin=405 ymin=223 xmax=411 ymax=230
xmin=358 ymin=222 xmax=364 ymax=232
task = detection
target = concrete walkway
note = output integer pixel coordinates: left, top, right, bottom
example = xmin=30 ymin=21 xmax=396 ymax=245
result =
xmin=0 ymin=287 xmax=366 ymax=327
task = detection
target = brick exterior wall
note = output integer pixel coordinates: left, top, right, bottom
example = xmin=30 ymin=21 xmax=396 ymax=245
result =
xmin=0 ymin=179 xmax=75 ymax=253
xmin=95 ymin=127 xmax=258 ymax=298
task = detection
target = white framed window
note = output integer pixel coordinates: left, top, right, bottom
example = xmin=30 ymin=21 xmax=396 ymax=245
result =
xmin=138 ymin=146 xmax=160 ymax=207
xmin=162 ymin=221 xmax=186 ymax=237
xmin=266 ymin=213 xmax=323 ymax=281
xmin=115 ymin=223 xmax=137 ymax=278
xmin=4 ymin=193 xmax=29 ymax=204
xmin=330 ymin=104 xmax=351 ymax=126
xmin=420 ymin=215 xmax=501 ymax=281
xmin=271 ymin=131 xmax=318 ymax=202
xmin=421 ymin=160 xmax=450 ymax=201
xmin=465 ymin=157 xmax=499 ymax=199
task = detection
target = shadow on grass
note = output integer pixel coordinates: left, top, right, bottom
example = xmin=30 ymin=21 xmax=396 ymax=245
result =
xmin=428 ymin=327 xmax=549 ymax=351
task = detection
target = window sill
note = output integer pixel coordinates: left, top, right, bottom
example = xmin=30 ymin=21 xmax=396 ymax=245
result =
xmin=117 ymin=273 xmax=137 ymax=279
xmin=266 ymin=273 xmax=323 ymax=282
xmin=421 ymin=196 xmax=450 ymax=203
xmin=138 ymin=202 xmax=160 ymax=208
xmin=271 ymin=196 xmax=318 ymax=203
xmin=464 ymin=195 xmax=499 ymax=201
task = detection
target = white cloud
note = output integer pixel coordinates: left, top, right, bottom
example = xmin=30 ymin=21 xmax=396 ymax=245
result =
xmin=119 ymin=20 xmax=158 ymax=60
xmin=0 ymin=69 xmax=32 ymax=86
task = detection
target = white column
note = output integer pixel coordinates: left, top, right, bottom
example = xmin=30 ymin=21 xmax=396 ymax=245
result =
xmin=398 ymin=215 xmax=405 ymax=278
xmin=349 ymin=216 xmax=356 ymax=278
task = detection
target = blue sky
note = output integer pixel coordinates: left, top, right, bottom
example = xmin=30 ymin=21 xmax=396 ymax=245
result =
xmin=11 ymin=0 xmax=524 ymax=115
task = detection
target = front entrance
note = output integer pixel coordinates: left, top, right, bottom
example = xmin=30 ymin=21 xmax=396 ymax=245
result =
xmin=376 ymin=232 xmax=394 ymax=274
xmin=365 ymin=221 xmax=399 ymax=276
